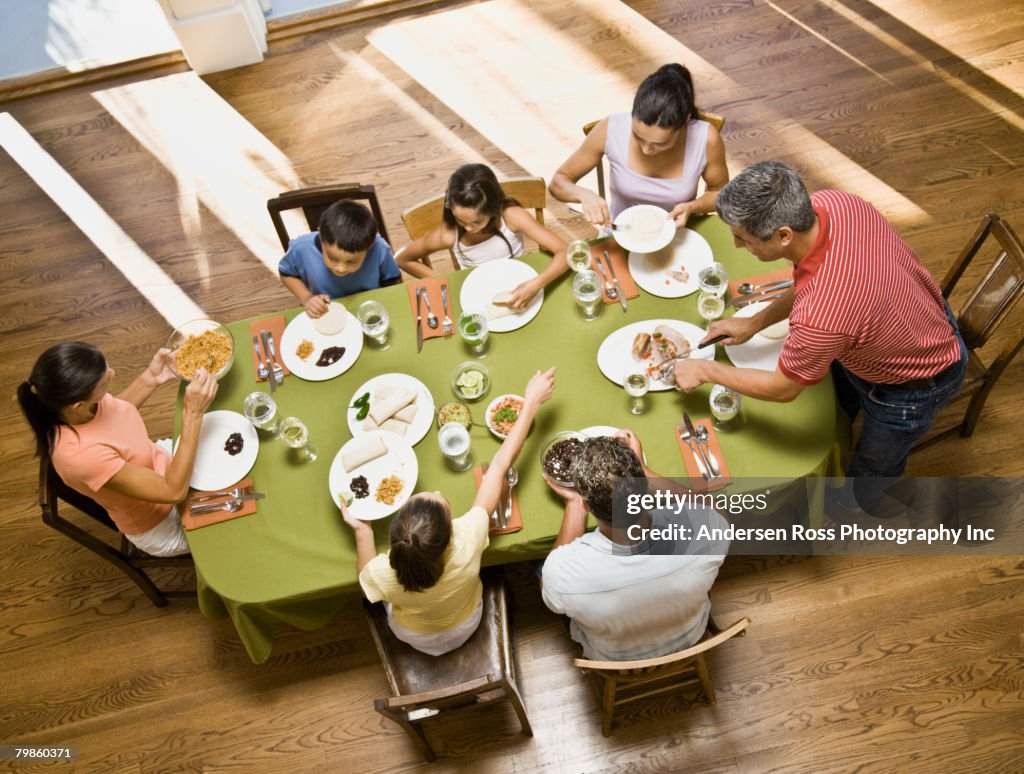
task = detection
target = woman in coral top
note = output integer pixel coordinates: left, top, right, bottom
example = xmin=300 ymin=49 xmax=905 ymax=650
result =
xmin=18 ymin=342 xmax=218 ymax=556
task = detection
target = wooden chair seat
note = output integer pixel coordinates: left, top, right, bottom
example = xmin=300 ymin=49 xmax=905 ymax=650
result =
xmin=364 ymin=567 xmax=532 ymax=761
xmin=574 ymin=616 xmax=750 ymax=736
xmin=266 ymin=182 xmax=391 ymax=251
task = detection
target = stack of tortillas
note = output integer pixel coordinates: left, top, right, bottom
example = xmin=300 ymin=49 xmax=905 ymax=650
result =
xmin=314 ymin=302 xmax=347 ymax=335
xmin=363 ymin=384 xmax=418 ymax=436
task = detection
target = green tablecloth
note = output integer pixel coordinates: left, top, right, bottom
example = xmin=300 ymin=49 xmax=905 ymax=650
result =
xmin=182 ymin=215 xmax=845 ymax=662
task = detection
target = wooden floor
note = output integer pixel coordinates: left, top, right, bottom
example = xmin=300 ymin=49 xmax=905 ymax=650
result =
xmin=2 ymin=0 xmax=1022 ymax=771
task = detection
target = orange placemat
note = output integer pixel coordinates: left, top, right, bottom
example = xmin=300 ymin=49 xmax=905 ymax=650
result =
xmin=674 ymin=420 xmax=732 ymax=492
xmin=406 ymin=278 xmax=450 ymax=344
xmin=472 ymin=466 xmax=522 ymax=535
xmin=182 ymin=478 xmax=258 ymax=530
xmin=592 ymin=239 xmax=640 ymax=304
xmin=727 ymin=267 xmax=793 ymax=300
xmin=248 ymin=316 xmax=292 ymax=382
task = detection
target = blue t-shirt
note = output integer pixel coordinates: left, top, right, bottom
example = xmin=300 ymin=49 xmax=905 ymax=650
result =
xmin=278 ymin=232 xmax=400 ymax=298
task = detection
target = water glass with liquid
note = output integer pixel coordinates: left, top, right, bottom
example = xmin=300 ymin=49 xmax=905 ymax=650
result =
xmin=710 ymin=384 xmax=742 ymax=431
xmin=573 ymin=269 xmax=603 ymax=320
xmin=243 ymin=391 xmax=282 ymax=436
xmin=438 ymin=422 xmax=473 ymax=471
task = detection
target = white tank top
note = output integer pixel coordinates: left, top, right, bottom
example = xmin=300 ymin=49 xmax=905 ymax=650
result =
xmin=454 ymin=218 xmax=525 ymax=268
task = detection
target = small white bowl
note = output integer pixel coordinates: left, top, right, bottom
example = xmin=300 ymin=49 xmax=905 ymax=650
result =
xmin=485 ymin=394 xmax=525 ymax=439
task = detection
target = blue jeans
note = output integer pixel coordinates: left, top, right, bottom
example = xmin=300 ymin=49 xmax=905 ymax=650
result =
xmin=831 ymin=302 xmax=967 ymax=504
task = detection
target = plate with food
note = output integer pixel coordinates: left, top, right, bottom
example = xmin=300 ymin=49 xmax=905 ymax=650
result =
xmin=485 ymin=394 xmax=526 ymax=439
xmin=459 ymin=260 xmax=544 ymax=332
xmin=279 ymin=304 xmax=363 ymax=381
xmin=596 ymin=319 xmax=715 ymax=391
xmin=612 ymin=204 xmax=675 ymax=254
xmin=167 ymin=319 xmax=235 ymax=381
xmin=346 ymin=373 xmax=434 ymax=446
xmin=182 ymin=410 xmax=258 ymax=491
xmin=724 ymin=301 xmax=789 ymax=371
xmin=329 ymin=430 xmax=418 ymax=520
xmin=627 ymin=228 xmax=713 ymax=298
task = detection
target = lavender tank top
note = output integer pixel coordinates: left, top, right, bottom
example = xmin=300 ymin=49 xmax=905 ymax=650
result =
xmin=604 ymin=112 xmax=710 ymax=219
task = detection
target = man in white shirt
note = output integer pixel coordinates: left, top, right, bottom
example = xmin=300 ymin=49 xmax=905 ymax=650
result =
xmin=541 ymin=431 xmax=729 ymax=661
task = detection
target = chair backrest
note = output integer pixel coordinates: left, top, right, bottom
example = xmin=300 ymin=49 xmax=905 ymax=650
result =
xmin=574 ymin=616 xmax=750 ymax=736
xmin=582 ymin=111 xmax=726 ymax=200
xmin=267 ymin=183 xmax=391 ymax=251
xmin=400 ymin=176 xmax=547 ymax=244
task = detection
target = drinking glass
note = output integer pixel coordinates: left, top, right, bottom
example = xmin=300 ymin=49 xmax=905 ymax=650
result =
xmin=698 ymin=261 xmax=729 ymax=296
xmin=243 ymin=391 xmax=281 ymax=436
xmin=697 ymin=290 xmax=725 ymax=328
xmin=566 ymin=239 xmax=593 ymax=272
xmin=624 ymin=372 xmax=650 ymax=415
xmin=356 ymin=299 xmax=390 ymax=349
xmin=573 ymin=269 xmax=603 ymax=320
xmin=458 ymin=312 xmax=489 ymax=357
xmin=279 ymin=416 xmax=318 ymax=462
xmin=438 ymin=422 xmax=473 ymax=471
xmin=710 ymin=384 xmax=743 ymax=431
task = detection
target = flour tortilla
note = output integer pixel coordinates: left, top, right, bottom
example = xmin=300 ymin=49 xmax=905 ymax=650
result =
xmin=369 ymin=386 xmax=416 ymax=425
xmin=314 ymin=302 xmax=347 ymax=335
xmin=761 ymin=318 xmax=790 ymax=340
xmin=487 ymin=291 xmax=519 ymax=320
xmin=342 ymin=434 xmax=388 ymax=471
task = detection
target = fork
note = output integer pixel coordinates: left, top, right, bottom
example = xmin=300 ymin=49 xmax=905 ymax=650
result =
xmin=695 ymin=424 xmax=722 ymax=477
xmin=441 ymin=283 xmax=453 ymax=336
xmin=421 ymin=290 xmax=439 ymax=329
xmin=190 ymin=486 xmax=248 ymax=505
xmin=677 ymin=421 xmax=709 ymax=480
xmin=266 ymin=331 xmax=285 ymax=385
xmin=191 ymin=497 xmax=246 ymax=515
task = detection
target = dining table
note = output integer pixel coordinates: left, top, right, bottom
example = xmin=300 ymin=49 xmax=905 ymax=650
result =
xmin=179 ymin=214 xmax=847 ymax=663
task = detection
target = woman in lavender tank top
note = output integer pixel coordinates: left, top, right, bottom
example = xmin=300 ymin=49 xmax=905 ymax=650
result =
xmin=550 ymin=63 xmax=729 ymax=229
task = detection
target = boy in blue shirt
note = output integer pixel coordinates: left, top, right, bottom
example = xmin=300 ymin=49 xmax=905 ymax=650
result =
xmin=278 ymin=200 xmax=401 ymax=318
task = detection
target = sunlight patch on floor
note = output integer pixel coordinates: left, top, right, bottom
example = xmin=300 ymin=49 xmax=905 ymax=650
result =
xmin=0 ymin=112 xmax=205 ymax=328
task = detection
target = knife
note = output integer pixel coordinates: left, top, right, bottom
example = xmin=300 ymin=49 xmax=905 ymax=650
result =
xmin=481 ymin=462 xmax=498 ymax=528
xmin=603 ymin=249 xmax=628 ymax=312
xmin=647 ymin=335 xmax=728 ymax=379
xmin=414 ymin=287 xmax=424 ymax=353
xmin=684 ymin=412 xmax=716 ymax=478
xmin=259 ymin=330 xmax=275 ymax=395
xmin=191 ymin=492 xmax=266 ymax=514
xmin=498 ymin=474 xmax=512 ymax=529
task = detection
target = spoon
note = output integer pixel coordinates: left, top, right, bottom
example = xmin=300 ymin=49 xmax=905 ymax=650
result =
xmin=695 ymin=424 xmax=722 ymax=477
xmin=502 ymin=466 xmax=519 ymax=528
xmin=252 ymin=335 xmax=269 ymax=381
xmin=421 ymin=289 xmax=439 ymax=329
xmin=736 ymin=278 xmax=793 ymax=295
xmin=191 ymin=497 xmax=246 ymax=515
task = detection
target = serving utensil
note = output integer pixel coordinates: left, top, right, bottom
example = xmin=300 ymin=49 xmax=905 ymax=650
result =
xmin=422 ymin=289 xmax=439 ymax=329
xmin=677 ymin=420 xmax=709 ymax=480
xmin=736 ymin=278 xmax=793 ymax=296
xmin=441 ymin=283 xmax=453 ymax=336
xmin=695 ymin=423 xmax=722 ymax=478
xmin=252 ymin=335 xmax=269 ymax=381
xmin=603 ymin=249 xmax=628 ymax=312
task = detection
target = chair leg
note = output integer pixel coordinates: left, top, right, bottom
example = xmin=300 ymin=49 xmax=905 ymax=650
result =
xmin=374 ymin=702 xmax=436 ymax=762
xmin=600 ymin=675 xmax=617 ymax=737
xmin=501 ymin=678 xmax=533 ymax=738
xmin=695 ymin=654 xmax=716 ymax=704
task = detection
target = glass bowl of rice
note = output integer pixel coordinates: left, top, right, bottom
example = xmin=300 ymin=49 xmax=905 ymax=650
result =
xmin=166 ymin=319 xmax=235 ymax=381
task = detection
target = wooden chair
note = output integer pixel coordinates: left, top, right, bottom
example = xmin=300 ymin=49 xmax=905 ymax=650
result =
xmin=913 ymin=213 xmax=1024 ymax=451
xmin=364 ymin=567 xmax=532 ymax=761
xmin=39 ymin=459 xmax=194 ymax=607
xmin=574 ymin=616 xmax=750 ymax=736
xmin=266 ymin=183 xmax=391 ymax=251
xmin=400 ymin=176 xmax=547 ymax=268
xmin=582 ymin=110 xmax=726 ymax=200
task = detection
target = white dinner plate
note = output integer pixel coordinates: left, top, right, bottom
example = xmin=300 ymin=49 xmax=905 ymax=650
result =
xmin=346 ymin=373 xmax=434 ymax=446
xmin=612 ymin=205 xmax=675 ymax=253
xmin=185 ymin=410 xmax=259 ymax=491
xmin=596 ymin=319 xmax=715 ymax=392
xmin=328 ymin=431 xmax=418 ymax=520
xmin=628 ymin=228 xmax=713 ymax=298
xmin=279 ymin=309 xmax=364 ymax=381
xmin=459 ymin=259 xmax=544 ymax=333
xmin=580 ymin=425 xmax=619 ymax=438
xmin=724 ymin=301 xmax=787 ymax=371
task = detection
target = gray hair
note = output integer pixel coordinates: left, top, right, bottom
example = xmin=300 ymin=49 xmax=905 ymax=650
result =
xmin=572 ymin=436 xmax=646 ymax=524
xmin=716 ymin=160 xmax=815 ymax=240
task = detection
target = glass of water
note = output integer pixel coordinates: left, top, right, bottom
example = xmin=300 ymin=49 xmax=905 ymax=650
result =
xmin=698 ymin=261 xmax=729 ymax=296
xmin=243 ymin=391 xmax=281 ymax=436
xmin=279 ymin=416 xmax=318 ymax=462
xmin=566 ymin=239 xmax=593 ymax=272
xmin=438 ymin=422 xmax=473 ymax=471
xmin=624 ymin=372 xmax=650 ymax=415
xmin=697 ymin=290 xmax=725 ymax=328
xmin=573 ymin=269 xmax=603 ymax=320
xmin=458 ymin=312 xmax=489 ymax=357
xmin=710 ymin=384 xmax=742 ymax=431
xmin=356 ymin=299 xmax=390 ymax=349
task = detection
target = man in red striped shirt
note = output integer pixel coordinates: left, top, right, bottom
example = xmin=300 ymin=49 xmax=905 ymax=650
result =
xmin=673 ymin=161 xmax=966 ymax=490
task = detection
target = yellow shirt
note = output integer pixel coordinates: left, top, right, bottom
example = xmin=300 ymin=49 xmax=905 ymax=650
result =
xmin=359 ymin=506 xmax=489 ymax=633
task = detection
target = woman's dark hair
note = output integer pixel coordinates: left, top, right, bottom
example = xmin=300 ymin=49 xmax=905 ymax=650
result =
xmin=319 ymin=200 xmax=378 ymax=253
xmin=632 ymin=63 xmax=698 ymax=130
xmin=388 ymin=495 xmax=452 ymax=592
xmin=442 ymin=164 xmax=518 ymax=263
xmin=17 ymin=342 xmax=107 ymax=458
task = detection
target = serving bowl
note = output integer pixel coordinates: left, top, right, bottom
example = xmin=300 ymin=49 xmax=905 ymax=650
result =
xmin=485 ymin=394 xmax=525 ymax=440
xmin=450 ymin=361 xmax=491 ymax=402
xmin=166 ymin=319 xmax=235 ymax=381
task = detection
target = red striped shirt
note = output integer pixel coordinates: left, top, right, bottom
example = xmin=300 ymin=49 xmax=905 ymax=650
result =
xmin=779 ymin=191 xmax=959 ymax=386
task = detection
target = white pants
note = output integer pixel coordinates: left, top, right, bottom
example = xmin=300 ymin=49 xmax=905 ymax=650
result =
xmin=385 ymin=600 xmax=483 ymax=656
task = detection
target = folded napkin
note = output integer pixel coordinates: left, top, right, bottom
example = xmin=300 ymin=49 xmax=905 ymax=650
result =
xmin=674 ymin=420 xmax=732 ymax=492
xmin=182 ymin=478 xmax=258 ymax=530
xmin=248 ymin=316 xmax=292 ymax=382
xmin=727 ymin=267 xmax=793 ymax=300
xmin=406 ymin=279 xmax=450 ymax=344
xmin=593 ymin=238 xmax=640 ymax=304
xmin=473 ymin=466 xmax=523 ymax=535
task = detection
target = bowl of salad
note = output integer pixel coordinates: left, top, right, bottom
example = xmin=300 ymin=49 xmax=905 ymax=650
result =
xmin=486 ymin=394 xmax=525 ymax=439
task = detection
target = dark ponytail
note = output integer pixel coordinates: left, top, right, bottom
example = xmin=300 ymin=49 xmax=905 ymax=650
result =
xmin=388 ymin=496 xmax=452 ymax=592
xmin=632 ymin=63 xmax=698 ymax=130
xmin=17 ymin=342 xmax=107 ymax=458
